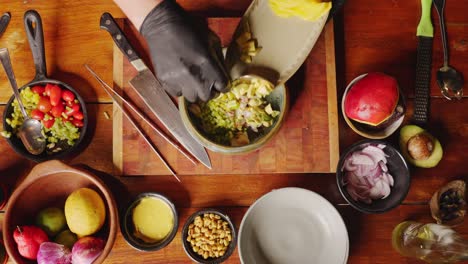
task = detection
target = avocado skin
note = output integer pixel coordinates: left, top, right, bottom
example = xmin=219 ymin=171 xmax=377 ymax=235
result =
xmin=399 ymin=125 xmax=443 ymax=168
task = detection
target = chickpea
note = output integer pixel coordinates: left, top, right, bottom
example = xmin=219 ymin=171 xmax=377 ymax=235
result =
xmin=186 ymin=213 xmax=232 ymax=260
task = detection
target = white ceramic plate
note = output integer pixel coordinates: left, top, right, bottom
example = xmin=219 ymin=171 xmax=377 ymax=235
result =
xmin=238 ymin=187 xmax=349 ymax=264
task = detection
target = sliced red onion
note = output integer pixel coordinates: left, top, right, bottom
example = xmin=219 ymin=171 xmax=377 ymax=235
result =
xmin=362 ymin=145 xmax=387 ymax=164
xmin=351 ymin=152 xmax=375 ymax=166
xmin=386 ymin=173 xmax=394 ymax=187
xmin=379 ymin=161 xmax=388 ymax=172
xmin=377 ymin=144 xmax=386 ymax=149
xmin=343 ymin=155 xmax=358 ymax=172
xmin=343 ymin=144 xmax=394 ymax=203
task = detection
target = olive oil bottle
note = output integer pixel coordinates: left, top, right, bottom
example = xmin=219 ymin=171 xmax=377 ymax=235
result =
xmin=392 ymin=221 xmax=468 ymax=263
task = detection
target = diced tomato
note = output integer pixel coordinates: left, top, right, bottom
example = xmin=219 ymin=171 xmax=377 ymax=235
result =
xmin=71 ymin=119 xmax=83 ymax=128
xmin=50 ymin=104 xmax=64 ymax=118
xmin=49 ymin=85 xmax=62 ymax=106
xmin=30 ymin=109 xmax=44 ymax=120
xmin=65 ymin=103 xmax=80 ymax=116
xmin=72 ymin=111 xmax=84 ymax=120
xmin=31 ymin=86 xmax=45 ymax=95
xmin=37 ymin=96 xmax=52 ymax=113
xmin=42 ymin=118 xmax=55 ymax=129
xmin=44 ymin=83 xmax=54 ymax=96
xmin=62 ymin=90 xmax=75 ymax=102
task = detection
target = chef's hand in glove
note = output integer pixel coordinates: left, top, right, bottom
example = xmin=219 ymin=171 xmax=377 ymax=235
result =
xmin=115 ymin=0 xmax=229 ymax=102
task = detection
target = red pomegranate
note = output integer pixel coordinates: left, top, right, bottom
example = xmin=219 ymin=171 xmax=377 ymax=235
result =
xmin=344 ymin=72 xmax=399 ymax=126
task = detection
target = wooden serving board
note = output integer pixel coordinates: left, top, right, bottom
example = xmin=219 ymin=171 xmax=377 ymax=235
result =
xmin=112 ymin=18 xmax=339 ymax=176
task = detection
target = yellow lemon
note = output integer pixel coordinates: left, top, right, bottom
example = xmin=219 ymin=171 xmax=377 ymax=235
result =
xmin=269 ymin=0 xmax=332 ymax=21
xmin=65 ymin=188 xmax=106 ymax=237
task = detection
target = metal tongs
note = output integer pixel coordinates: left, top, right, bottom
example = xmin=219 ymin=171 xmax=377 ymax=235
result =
xmin=0 ymin=12 xmax=11 ymax=38
xmin=85 ymin=64 xmax=195 ymax=182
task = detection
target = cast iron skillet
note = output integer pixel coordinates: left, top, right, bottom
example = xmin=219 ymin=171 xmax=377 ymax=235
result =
xmin=2 ymin=10 xmax=88 ymax=162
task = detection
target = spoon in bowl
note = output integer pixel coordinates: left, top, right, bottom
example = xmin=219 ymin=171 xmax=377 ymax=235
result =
xmin=0 ymin=48 xmax=46 ymax=155
xmin=433 ymin=0 xmax=464 ymax=100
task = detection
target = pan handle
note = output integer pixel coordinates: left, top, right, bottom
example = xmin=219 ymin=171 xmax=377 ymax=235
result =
xmin=24 ymin=10 xmax=47 ymax=81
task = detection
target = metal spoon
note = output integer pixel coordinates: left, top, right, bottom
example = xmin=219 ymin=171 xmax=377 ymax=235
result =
xmin=433 ymin=0 xmax=464 ymax=100
xmin=0 ymin=48 xmax=46 ymax=155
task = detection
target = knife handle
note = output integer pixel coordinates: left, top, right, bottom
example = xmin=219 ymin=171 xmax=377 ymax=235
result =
xmin=100 ymin=12 xmax=140 ymax=63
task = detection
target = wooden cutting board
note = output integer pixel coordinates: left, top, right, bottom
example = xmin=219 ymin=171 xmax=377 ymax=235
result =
xmin=112 ymin=17 xmax=339 ymax=176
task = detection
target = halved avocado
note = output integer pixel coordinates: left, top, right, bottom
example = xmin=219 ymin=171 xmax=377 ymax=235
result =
xmin=399 ymin=125 xmax=443 ymax=168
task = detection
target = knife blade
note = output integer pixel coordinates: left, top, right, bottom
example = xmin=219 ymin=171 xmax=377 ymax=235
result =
xmin=0 ymin=12 xmax=11 ymax=38
xmin=413 ymin=0 xmax=434 ymax=127
xmin=100 ymin=12 xmax=211 ymax=169
xmin=85 ymin=64 xmax=181 ymax=181
xmin=84 ymin=64 xmax=196 ymax=165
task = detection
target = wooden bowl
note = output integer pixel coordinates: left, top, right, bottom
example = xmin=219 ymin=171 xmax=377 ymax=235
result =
xmin=2 ymin=160 xmax=118 ymax=264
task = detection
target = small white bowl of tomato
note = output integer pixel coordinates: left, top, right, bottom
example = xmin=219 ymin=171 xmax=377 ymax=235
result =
xmin=2 ymin=82 xmax=87 ymax=161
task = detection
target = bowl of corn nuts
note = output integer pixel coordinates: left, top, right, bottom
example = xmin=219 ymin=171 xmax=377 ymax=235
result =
xmin=182 ymin=209 xmax=237 ymax=263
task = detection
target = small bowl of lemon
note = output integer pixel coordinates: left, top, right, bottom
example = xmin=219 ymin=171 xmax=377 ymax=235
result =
xmin=121 ymin=192 xmax=178 ymax=252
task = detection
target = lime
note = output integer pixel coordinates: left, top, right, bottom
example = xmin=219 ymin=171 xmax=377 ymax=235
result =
xmin=36 ymin=207 xmax=67 ymax=237
xmin=54 ymin=230 xmax=78 ymax=249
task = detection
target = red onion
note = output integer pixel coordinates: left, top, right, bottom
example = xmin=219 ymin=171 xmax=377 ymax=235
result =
xmin=37 ymin=242 xmax=72 ymax=264
xmin=72 ymin=237 xmax=105 ymax=264
xmin=342 ymin=144 xmax=394 ymax=203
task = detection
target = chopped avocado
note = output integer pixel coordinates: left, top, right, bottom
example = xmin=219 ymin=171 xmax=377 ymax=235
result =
xmin=399 ymin=125 xmax=443 ymax=168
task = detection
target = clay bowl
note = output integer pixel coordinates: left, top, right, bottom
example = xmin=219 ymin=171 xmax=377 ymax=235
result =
xmin=179 ymin=75 xmax=288 ymax=154
xmin=2 ymin=160 xmax=118 ymax=264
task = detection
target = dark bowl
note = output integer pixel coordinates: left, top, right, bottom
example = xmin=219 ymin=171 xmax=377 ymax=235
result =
xmin=120 ymin=192 xmax=178 ymax=251
xmin=182 ymin=209 xmax=237 ymax=263
xmin=336 ymin=139 xmax=411 ymax=214
xmin=2 ymin=80 xmax=88 ymax=162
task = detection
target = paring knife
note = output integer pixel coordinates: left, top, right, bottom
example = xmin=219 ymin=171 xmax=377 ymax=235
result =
xmin=100 ymin=12 xmax=212 ymax=169
xmin=0 ymin=12 xmax=11 ymax=38
xmin=413 ymin=0 xmax=434 ymax=126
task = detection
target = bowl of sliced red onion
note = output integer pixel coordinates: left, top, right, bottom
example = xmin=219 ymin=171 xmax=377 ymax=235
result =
xmin=336 ymin=140 xmax=410 ymax=213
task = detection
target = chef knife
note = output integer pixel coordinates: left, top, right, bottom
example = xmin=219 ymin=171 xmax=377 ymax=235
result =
xmin=413 ymin=0 xmax=434 ymax=127
xmin=100 ymin=12 xmax=211 ymax=169
xmin=0 ymin=12 xmax=11 ymax=38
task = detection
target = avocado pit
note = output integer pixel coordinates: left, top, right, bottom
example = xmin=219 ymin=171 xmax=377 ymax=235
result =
xmin=407 ymin=133 xmax=434 ymax=160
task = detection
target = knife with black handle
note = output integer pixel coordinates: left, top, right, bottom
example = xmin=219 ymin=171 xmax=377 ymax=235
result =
xmin=413 ymin=0 xmax=434 ymax=127
xmin=100 ymin=12 xmax=212 ymax=169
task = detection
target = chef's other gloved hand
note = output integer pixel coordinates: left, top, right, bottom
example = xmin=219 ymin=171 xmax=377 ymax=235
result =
xmin=140 ymin=0 xmax=229 ymax=102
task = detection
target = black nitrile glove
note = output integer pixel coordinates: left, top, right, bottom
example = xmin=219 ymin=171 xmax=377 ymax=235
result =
xmin=140 ymin=0 xmax=229 ymax=102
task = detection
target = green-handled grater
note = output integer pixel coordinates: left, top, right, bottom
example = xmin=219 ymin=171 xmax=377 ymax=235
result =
xmin=414 ymin=0 xmax=434 ymax=126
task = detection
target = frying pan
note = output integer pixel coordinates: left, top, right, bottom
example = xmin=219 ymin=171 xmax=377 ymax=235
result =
xmin=2 ymin=10 xmax=88 ymax=162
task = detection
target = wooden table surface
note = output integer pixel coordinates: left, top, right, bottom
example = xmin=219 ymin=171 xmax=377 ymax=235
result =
xmin=0 ymin=0 xmax=467 ymax=263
